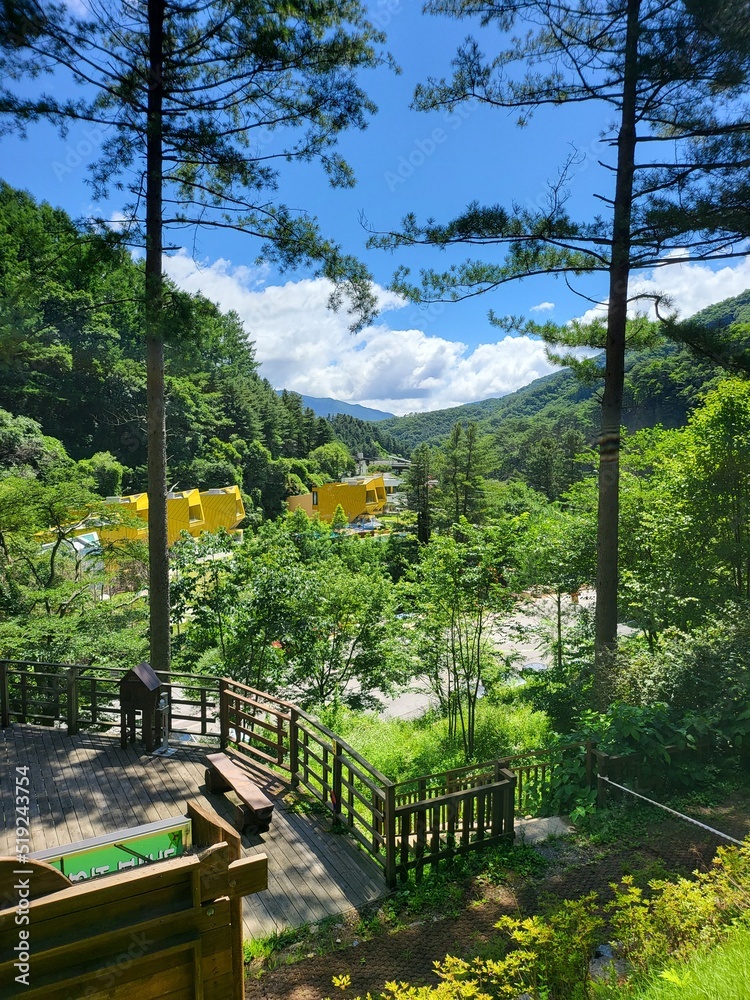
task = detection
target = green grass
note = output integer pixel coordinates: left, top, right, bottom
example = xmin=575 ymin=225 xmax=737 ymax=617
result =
xmin=242 ymin=925 xmax=307 ymax=964
xmin=604 ymin=924 xmax=750 ymax=1000
xmin=319 ymin=702 xmax=552 ymax=784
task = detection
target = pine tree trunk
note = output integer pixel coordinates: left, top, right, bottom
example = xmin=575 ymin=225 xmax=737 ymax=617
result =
xmin=146 ymin=0 xmax=169 ymax=680
xmin=594 ymin=0 xmax=641 ymax=705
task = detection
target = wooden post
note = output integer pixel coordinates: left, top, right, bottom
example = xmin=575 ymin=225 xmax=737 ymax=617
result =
xmin=0 ymin=661 xmax=9 ymax=729
xmin=384 ymin=782 xmax=397 ymax=889
xmin=585 ymin=740 xmax=595 ymax=788
xmin=277 ymin=713 xmax=285 ymax=766
xmin=505 ymin=772 xmax=516 ymax=839
xmin=186 ymin=800 xmax=245 ymax=1000
xmin=289 ymin=708 xmax=299 ymax=787
xmin=66 ymin=667 xmax=79 ymax=736
xmin=91 ymin=677 xmax=98 ymax=727
xmin=332 ymin=740 xmax=342 ymax=821
xmin=20 ymin=668 xmax=28 ymax=723
xmin=597 ymin=752 xmax=609 ymax=809
xmin=219 ymin=678 xmax=229 ymax=750
xmin=491 ymin=762 xmax=502 ymax=837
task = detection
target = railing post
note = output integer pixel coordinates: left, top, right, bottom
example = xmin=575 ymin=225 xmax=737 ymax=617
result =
xmin=277 ymin=712 xmax=285 ymax=766
xmin=597 ymin=752 xmax=608 ymax=809
xmin=507 ymin=773 xmax=516 ymax=838
xmin=585 ymin=740 xmax=595 ymax=788
xmin=66 ymin=667 xmax=79 ymax=736
xmin=0 ymin=662 xmax=9 ymax=729
xmin=219 ymin=678 xmax=229 ymax=750
xmin=20 ymin=668 xmax=28 ymax=723
xmin=90 ymin=677 xmax=98 ymax=727
xmin=384 ymin=782 xmax=397 ymax=888
xmin=331 ymin=740 xmax=343 ymax=821
xmin=491 ymin=761 xmax=502 ymax=836
xmin=289 ymin=708 xmax=299 ymax=787
xmin=200 ymin=686 xmax=207 ymax=736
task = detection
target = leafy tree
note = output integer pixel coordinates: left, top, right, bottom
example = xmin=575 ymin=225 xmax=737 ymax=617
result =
xmin=683 ymin=379 xmax=750 ymax=599
xmin=0 ymin=0 xmax=387 ymax=678
xmin=370 ymin=0 xmax=750 ymax=698
xmin=281 ymin=557 xmax=402 ymax=709
xmin=518 ymin=503 xmax=595 ymax=671
xmin=407 ymin=521 xmax=514 ymax=759
xmin=77 ymin=451 xmax=127 ymax=497
xmin=0 ymin=407 xmax=71 ymax=481
xmin=308 ymin=442 xmax=355 ymax=481
xmin=331 ymin=504 xmax=349 ymax=532
xmin=0 ymin=474 xmax=148 ymax=663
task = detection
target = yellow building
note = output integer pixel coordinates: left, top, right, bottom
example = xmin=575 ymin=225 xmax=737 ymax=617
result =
xmin=103 ymin=485 xmax=244 ymax=545
xmin=287 ymin=475 xmax=387 ymax=524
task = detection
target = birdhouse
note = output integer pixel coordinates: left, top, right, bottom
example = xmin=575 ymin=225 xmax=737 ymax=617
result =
xmin=119 ymin=662 xmax=169 ymax=752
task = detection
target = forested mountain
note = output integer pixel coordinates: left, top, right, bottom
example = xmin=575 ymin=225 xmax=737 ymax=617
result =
xmin=0 ymin=182 xmax=346 ymax=516
xmin=279 ymin=392 xmax=394 ymax=422
xmin=326 ymin=413 xmax=403 ymax=458
xmin=376 ymin=291 xmax=749 ymax=474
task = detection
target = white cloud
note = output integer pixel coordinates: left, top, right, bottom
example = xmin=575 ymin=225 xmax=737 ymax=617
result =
xmin=164 ymin=248 xmax=750 ymax=415
xmin=163 ymin=249 xmax=558 ymax=415
xmin=577 ymin=252 xmax=750 ymax=325
xmin=530 ymin=301 xmax=555 ymax=314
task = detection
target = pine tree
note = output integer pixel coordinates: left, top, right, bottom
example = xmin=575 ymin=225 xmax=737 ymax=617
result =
xmin=1 ymin=0 xmax=387 ymax=676
xmin=370 ymin=0 xmax=750 ymax=698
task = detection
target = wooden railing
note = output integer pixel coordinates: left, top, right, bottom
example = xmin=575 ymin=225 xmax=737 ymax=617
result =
xmin=1 ymin=665 xmax=601 ymax=888
xmin=220 ymin=679 xmax=393 ymax=876
xmin=392 ymin=742 xmax=594 ymax=819
xmin=0 ymin=659 xmax=220 ymax=739
xmin=218 ymin=679 xmax=557 ymax=885
xmin=392 ymin=768 xmax=516 ymax=883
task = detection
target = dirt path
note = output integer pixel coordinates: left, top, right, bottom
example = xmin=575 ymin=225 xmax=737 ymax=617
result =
xmin=246 ymin=797 xmax=750 ymax=1000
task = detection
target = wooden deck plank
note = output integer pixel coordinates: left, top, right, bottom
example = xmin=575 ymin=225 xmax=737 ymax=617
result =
xmin=0 ymin=725 xmax=387 ymax=939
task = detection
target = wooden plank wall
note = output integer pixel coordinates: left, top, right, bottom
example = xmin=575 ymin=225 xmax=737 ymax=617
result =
xmin=0 ymin=820 xmax=267 ymax=1000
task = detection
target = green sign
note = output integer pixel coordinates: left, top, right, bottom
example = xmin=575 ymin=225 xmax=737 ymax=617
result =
xmin=29 ymin=816 xmax=192 ymax=882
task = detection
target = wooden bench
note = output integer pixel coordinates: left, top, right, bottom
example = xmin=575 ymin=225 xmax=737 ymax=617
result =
xmin=204 ymin=752 xmax=274 ymax=833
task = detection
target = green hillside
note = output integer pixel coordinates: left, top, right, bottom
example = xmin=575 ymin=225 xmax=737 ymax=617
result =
xmin=378 ymin=291 xmax=750 ymax=456
xmin=0 ymin=182 xmax=351 ymax=517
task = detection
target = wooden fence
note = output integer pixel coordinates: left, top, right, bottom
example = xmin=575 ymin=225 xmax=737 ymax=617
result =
xmin=220 ymin=678 xmax=528 ymax=885
xmin=0 ymin=659 xmax=219 ymax=738
xmin=392 ymin=742 xmax=595 ymax=819
xmin=1 ymin=663 xmax=600 ymax=889
xmin=0 ymin=799 xmax=267 ymax=1000
xmin=219 ymin=679 xmax=395 ymax=878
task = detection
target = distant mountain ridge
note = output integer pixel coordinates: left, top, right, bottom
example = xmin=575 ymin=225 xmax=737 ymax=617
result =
xmin=277 ymin=392 xmax=395 ymax=422
xmin=377 ymin=287 xmax=750 ymax=454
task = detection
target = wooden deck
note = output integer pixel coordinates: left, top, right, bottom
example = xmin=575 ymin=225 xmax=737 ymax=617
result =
xmin=0 ymin=724 xmax=386 ymax=938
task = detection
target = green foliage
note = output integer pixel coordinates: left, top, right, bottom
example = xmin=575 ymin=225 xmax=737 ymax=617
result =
xmin=370 ymin=845 xmax=750 ymax=1000
xmin=435 ymin=894 xmax=603 ymax=1000
xmin=404 ymin=520 xmax=517 ymax=759
xmin=614 ymin=924 xmax=750 ymax=1000
xmin=320 ymin=702 xmax=551 ymax=782
xmin=615 ymin=604 xmax=750 ymax=750
xmin=0 ymin=184 xmax=372 ymax=518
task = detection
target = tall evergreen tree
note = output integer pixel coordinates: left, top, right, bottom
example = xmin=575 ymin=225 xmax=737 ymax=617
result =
xmin=0 ymin=0 xmax=387 ymax=676
xmin=370 ymin=0 xmax=750 ymax=698
xmin=406 ymin=442 xmax=433 ymax=543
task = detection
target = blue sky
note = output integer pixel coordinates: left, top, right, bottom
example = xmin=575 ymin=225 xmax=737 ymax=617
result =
xmin=3 ymin=0 xmax=750 ymax=414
